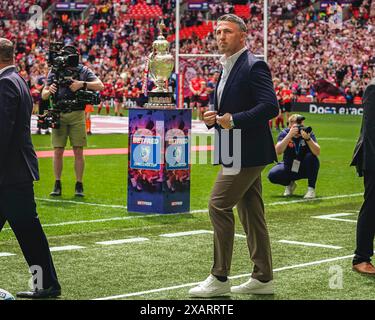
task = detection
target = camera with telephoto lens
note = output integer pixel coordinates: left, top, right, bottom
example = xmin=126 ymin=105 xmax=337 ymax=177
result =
xmin=54 ymin=90 xmax=101 ymax=112
xmin=48 ymin=42 xmax=80 ymax=87
xmin=37 ymin=89 xmax=100 ymax=130
xmin=296 ymin=116 xmax=312 ymax=134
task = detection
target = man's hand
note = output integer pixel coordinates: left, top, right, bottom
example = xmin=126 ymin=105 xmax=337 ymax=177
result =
xmin=301 ymin=130 xmax=311 ymax=141
xmin=203 ymin=110 xmax=217 ymax=126
xmin=49 ymin=83 xmax=57 ymax=95
xmin=69 ymin=80 xmax=84 ymax=92
xmin=286 ymin=124 xmax=299 ymax=140
xmin=216 ymin=113 xmax=233 ymax=129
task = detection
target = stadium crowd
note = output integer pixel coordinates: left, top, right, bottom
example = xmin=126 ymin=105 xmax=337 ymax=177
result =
xmin=0 ymin=0 xmax=374 ymax=113
xmin=179 ymin=0 xmax=375 ymax=103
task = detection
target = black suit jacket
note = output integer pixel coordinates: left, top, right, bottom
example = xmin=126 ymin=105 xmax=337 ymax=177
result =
xmin=0 ymin=67 xmax=39 ymax=186
xmin=351 ymin=79 xmax=375 ymax=176
xmin=211 ymin=51 xmax=279 ymax=167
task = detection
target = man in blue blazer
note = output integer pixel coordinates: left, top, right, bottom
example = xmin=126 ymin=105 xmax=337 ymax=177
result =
xmin=189 ymin=14 xmax=279 ymax=297
xmin=0 ymin=38 xmax=61 ymax=298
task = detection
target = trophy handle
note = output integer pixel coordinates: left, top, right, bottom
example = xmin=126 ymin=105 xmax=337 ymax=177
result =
xmin=147 ymin=52 xmax=155 ymax=81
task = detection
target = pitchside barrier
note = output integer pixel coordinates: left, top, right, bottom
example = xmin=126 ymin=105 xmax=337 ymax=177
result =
xmin=292 ymin=102 xmax=364 ymax=116
xmin=122 ymin=99 xmax=364 ymax=116
xmin=115 ymin=98 xmax=364 ymax=116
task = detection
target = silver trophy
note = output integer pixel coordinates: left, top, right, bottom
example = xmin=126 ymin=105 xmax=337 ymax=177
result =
xmin=145 ymin=22 xmax=175 ymax=109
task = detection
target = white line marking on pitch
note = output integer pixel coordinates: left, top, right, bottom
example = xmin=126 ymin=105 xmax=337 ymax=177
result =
xmin=0 ymin=252 xmax=16 ymax=257
xmin=35 ymin=192 xmax=363 ymax=211
xmin=0 ymin=193 xmax=360 ymax=231
xmin=267 ymin=193 xmax=363 ymax=206
xmin=160 ymin=230 xmax=212 ymax=238
xmin=93 ymin=254 xmax=354 ymax=300
xmin=278 ymin=240 xmax=342 ymax=250
xmin=159 ymin=230 xmax=246 ymax=238
xmin=1 ymin=215 xmax=163 ymax=231
xmin=40 ymin=215 xmax=162 ymax=227
xmin=96 ymin=238 xmax=149 ymax=245
xmin=318 ymin=137 xmax=357 ymax=142
xmin=50 ymin=245 xmax=85 ymax=252
xmin=312 ymin=213 xmax=357 ymax=223
xmin=35 ymin=197 xmax=127 ymax=209
xmin=234 ymin=234 xmax=247 ymax=238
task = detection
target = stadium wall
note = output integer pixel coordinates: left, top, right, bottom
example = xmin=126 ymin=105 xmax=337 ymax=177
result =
xmin=292 ymin=102 xmax=364 ymax=116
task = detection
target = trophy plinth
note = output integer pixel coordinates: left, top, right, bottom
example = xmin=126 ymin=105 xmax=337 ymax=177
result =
xmin=128 ymin=21 xmax=192 ymax=215
xmin=144 ymin=22 xmax=175 ymax=109
xmin=146 ymin=91 xmax=175 ymax=109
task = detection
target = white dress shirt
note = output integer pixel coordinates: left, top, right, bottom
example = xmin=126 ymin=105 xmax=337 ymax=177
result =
xmin=216 ymin=47 xmax=247 ymax=108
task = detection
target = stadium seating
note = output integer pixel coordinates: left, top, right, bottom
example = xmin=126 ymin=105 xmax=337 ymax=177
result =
xmin=123 ymin=2 xmax=162 ymax=19
xmin=167 ymin=21 xmax=214 ymax=42
xmin=234 ymin=4 xmax=250 ymax=19
xmin=296 ymin=96 xmax=313 ymax=103
xmin=354 ymin=96 xmax=363 ymax=104
xmin=322 ymin=96 xmax=347 ymax=104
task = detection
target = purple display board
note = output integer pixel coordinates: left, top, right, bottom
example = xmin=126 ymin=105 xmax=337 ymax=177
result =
xmin=128 ymin=108 xmax=192 ymax=214
xmin=55 ymin=2 xmax=89 ymax=11
xmin=188 ymin=0 xmax=208 ymax=10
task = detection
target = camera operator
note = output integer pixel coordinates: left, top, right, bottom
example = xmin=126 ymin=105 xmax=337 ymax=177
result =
xmin=268 ymin=114 xmax=321 ymax=199
xmin=42 ymin=45 xmax=104 ymax=197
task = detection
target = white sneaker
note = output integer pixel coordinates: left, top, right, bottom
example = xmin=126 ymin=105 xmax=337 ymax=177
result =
xmin=283 ymin=181 xmax=297 ymax=196
xmin=231 ymin=278 xmax=274 ymax=295
xmin=304 ymin=187 xmax=316 ymax=199
xmin=189 ymin=275 xmax=231 ymax=298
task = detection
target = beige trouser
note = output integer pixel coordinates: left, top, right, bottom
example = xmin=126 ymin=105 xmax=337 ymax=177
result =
xmin=209 ymin=165 xmax=273 ymax=281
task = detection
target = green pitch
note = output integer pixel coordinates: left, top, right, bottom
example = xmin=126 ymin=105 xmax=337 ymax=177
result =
xmin=0 ymin=112 xmax=371 ymax=300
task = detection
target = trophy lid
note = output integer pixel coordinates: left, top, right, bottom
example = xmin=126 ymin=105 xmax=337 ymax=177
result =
xmin=152 ymin=21 xmax=169 ymax=52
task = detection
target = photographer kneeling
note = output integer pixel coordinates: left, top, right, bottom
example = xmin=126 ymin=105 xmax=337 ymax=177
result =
xmin=268 ymin=114 xmax=320 ymax=199
xmin=42 ymin=45 xmax=104 ymax=197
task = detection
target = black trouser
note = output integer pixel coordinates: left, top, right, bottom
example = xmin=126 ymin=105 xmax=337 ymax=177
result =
xmin=268 ymin=153 xmax=320 ymax=188
xmin=353 ymin=170 xmax=375 ymax=265
xmin=0 ymin=182 xmax=60 ymax=289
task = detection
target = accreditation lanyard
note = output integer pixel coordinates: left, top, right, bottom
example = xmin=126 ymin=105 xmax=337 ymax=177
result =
xmin=293 ymin=139 xmax=303 ymax=157
xmin=292 ymin=139 xmax=302 ymax=173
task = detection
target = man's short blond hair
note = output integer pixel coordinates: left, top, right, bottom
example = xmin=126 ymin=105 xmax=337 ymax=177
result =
xmin=217 ymin=14 xmax=248 ymax=32
xmin=288 ymin=114 xmax=303 ymax=124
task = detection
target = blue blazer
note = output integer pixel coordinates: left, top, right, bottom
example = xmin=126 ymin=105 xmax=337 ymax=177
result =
xmin=212 ymin=51 xmax=279 ymax=167
xmin=0 ymin=67 xmax=39 ymax=186
xmin=351 ymin=79 xmax=375 ymax=176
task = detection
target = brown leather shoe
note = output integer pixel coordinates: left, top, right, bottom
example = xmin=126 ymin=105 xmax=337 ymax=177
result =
xmin=352 ymin=262 xmax=375 ymax=275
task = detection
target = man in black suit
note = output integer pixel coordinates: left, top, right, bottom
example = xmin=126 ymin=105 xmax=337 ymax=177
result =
xmin=351 ymin=78 xmax=375 ymax=275
xmin=0 ymin=38 xmax=61 ymax=298
xmin=189 ymin=14 xmax=279 ymax=297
